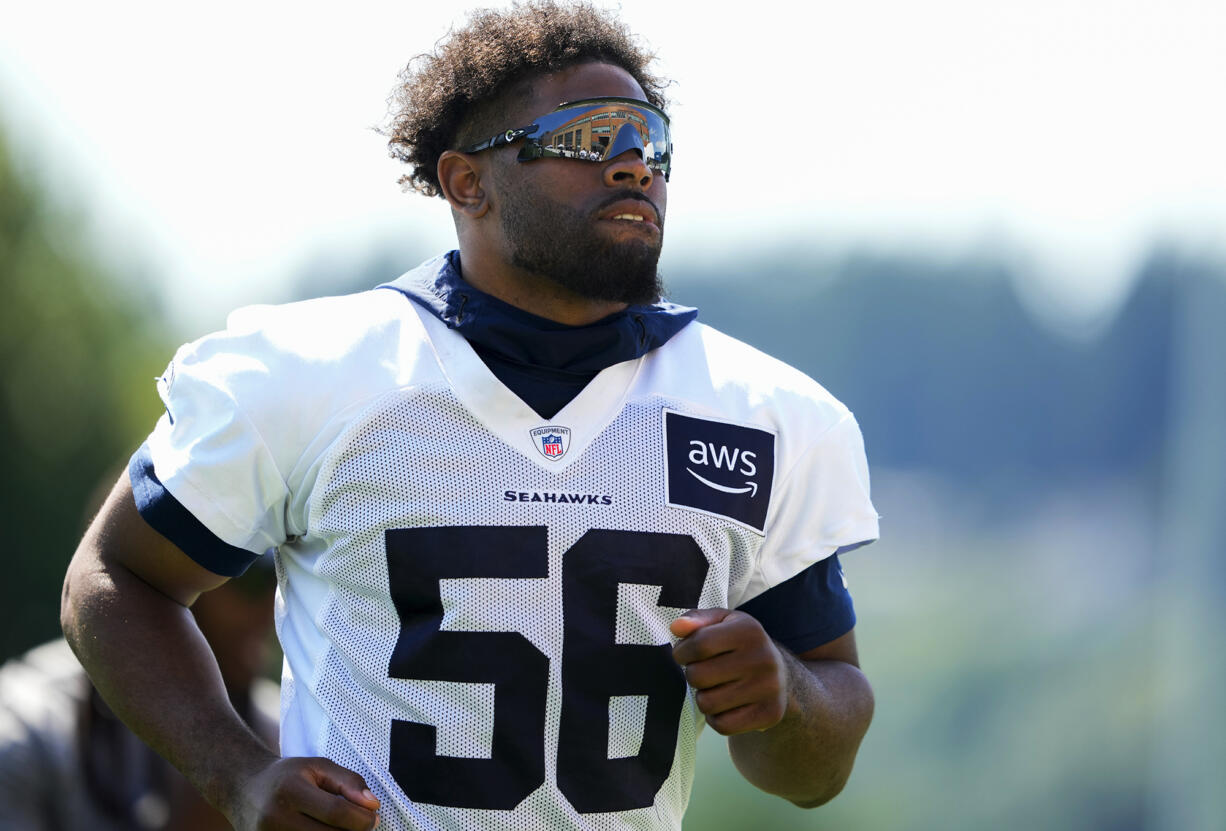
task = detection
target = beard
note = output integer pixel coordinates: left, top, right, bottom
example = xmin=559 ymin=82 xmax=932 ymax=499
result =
xmin=497 ymin=176 xmax=664 ymax=306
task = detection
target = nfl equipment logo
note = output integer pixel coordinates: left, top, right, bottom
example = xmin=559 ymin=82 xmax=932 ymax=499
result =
xmin=542 ymin=434 xmax=564 ymax=456
xmin=529 ymin=425 xmax=572 ymax=460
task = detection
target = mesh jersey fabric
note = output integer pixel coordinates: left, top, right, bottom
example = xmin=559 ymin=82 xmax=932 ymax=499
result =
xmin=137 ymin=256 xmax=879 ymax=830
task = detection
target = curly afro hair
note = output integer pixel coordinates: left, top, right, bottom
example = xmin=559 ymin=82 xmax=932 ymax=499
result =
xmin=383 ymin=0 xmax=669 ymax=198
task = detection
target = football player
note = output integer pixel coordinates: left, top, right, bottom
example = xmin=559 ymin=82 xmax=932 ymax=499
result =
xmin=61 ymin=3 xmax=879 ymax=829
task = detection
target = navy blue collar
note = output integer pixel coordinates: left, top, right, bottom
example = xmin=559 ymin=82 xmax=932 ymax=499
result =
xmin=383 ymin=251 xmax=697 ymax=375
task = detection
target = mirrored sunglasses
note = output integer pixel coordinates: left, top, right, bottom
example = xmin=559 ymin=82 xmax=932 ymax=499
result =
xmin=459 ymin=97 xmax=672 ymax=181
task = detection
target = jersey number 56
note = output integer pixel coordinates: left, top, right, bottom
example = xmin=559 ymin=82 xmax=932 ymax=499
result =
xmin=385 ymin=526 xmax=708 ymax=814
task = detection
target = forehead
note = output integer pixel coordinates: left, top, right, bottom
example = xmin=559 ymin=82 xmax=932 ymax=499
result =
xmin=516 ymin=62 xmax=647 ymax=119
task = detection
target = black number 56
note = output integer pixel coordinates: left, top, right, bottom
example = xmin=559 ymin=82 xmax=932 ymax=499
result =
xmin=385 ymin=525 xmax=708 ymax=813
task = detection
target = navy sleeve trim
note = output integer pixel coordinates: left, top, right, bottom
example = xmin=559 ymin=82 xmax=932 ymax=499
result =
xmin=128 ymin=442 xmax=262 ymax=577
xmin=737 ymin=554 xmax=856 ymax=654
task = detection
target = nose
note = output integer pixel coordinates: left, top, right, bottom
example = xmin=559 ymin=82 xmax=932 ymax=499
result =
xmin=602 ymin=149 xmax=653 ymax=190
xmin=601 ymin=122 xmax=654 ymax=189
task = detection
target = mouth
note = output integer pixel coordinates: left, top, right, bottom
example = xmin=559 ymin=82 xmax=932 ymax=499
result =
xmin=597 ymin=199 xmax=662 ymax=233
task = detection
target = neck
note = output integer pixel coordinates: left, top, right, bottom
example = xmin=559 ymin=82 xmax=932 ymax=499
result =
xmin=456 ymin=244 xmax=627 ymax=326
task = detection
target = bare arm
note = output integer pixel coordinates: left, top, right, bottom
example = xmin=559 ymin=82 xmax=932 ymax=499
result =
xmin=726 ymin=630 xmax=872 ymax=806
xmin=671 ymin=611 xmax=873 ymax=808
xmin=61 ymin=473 xmax=380 ymax=830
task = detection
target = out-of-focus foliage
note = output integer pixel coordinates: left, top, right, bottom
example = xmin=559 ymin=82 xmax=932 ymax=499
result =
xmin=668 ymin=249 xmax=1178 ymax=489
xmin=0 ymin=124 xmax=171 ymax=661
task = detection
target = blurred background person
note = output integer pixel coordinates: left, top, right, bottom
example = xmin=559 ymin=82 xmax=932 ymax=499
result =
xmin=0 ymin=555 xmax=278 ymax=831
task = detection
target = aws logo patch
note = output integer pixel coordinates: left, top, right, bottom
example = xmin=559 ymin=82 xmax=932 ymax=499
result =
xmin=663 ymin=409 xmax=775 ymax=533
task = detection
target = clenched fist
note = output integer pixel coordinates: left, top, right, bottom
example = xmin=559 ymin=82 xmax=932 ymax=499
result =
xmin=224 ymin=756 xmax=381 ymax=831
xmin=670 ymin=608 xmax=789 ymax=736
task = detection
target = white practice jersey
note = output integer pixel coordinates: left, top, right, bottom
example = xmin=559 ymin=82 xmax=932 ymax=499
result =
xmin=142 ymin=262 xmax=878 ymax=831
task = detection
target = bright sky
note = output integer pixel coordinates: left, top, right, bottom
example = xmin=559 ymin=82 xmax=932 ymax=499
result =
xmin=2 ymin=0 xmax=1223 ymax=330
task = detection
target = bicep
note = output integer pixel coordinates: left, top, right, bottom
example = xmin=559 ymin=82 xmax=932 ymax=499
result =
xmin=70 ymin=472 xmax=230 ymax=607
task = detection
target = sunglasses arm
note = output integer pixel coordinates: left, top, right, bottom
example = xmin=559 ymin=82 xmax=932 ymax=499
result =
xmin=460 ymin=124 xmax=538 ymax=154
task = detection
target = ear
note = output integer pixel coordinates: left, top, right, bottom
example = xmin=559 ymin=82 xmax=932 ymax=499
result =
xmin=437 ymin=151 xmax=490 ymax=219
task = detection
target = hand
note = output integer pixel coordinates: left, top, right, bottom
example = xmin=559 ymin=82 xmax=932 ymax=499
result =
xmin=670 ymin=608 xmax=789 ymax=736
xmin=225 ymin=756 xmax=381 ymax=830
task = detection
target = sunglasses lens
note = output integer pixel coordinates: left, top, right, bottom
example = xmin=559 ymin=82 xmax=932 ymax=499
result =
xmin=519 ymin=99 xmax=671 ymax=179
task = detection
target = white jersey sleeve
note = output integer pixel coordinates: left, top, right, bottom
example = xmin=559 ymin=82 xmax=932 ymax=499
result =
xmin=144 ymin=336 xmax=290 ymax=556
xmin=745 ymin=410 xmax=877 ymax=604
xmin=140 ymin=288 xmax=444 ymax=568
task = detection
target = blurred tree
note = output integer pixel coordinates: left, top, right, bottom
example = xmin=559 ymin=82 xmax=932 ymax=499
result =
xmin=0 ymin=123 xmax=170 ymax=662
xmin=667 ymin=249 xmax=1176 ymax=494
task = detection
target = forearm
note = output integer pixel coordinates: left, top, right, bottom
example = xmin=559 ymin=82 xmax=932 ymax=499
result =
xmin=727 ymin=651 xmax=874 ymax=807
xmin=60 ymin=552 xmax=277 ymax=814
